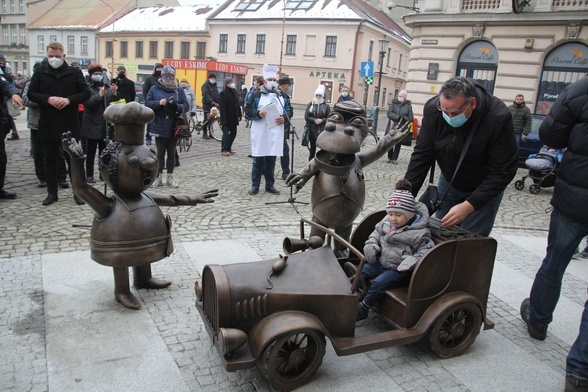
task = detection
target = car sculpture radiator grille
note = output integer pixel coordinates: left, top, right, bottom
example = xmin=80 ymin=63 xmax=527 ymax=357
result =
xmin=201 ymin=266 xmax=220 ymax=341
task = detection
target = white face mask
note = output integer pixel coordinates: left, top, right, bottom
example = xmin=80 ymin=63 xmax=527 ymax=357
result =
xmin=266 ymin=81 xmax=277 ymax=90
xmin=180 ymin=82 xmax=188 ymax=88
xmin=398 ymin=97 xmax=405 ymax=103
xmin=228 ymin=83 xmax=236 ymax=89
xmin=48 ymin=57 xmax=64 ymax=69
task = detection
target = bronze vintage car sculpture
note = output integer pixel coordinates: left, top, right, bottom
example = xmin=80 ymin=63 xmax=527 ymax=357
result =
xmin=195 ymin=213 xmax=497 ymax=391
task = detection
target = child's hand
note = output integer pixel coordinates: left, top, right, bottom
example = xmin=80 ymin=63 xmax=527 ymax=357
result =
xmin=363 ymin=243 xmax=380 ymax=263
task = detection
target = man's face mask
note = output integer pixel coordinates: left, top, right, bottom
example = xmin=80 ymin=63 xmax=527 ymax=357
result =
xmin=209 ymin=78 xmax=216 ymax=84
xmin=48 ymin=57 xmax=64 ymax=69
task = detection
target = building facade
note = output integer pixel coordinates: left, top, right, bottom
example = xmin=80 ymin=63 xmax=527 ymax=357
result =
xmin=403 ymin=0 xmax=588 ymax=118
xmin=208 ymin=0 xmax=412 ymax=107
xmin=1 ymin=0 xmax=30 ymax=75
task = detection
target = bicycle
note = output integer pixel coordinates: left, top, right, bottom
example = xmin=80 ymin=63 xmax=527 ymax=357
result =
xmin=187 ymin=110 xmax=222 ymax=142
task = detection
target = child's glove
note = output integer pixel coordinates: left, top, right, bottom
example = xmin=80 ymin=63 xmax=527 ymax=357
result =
xmin=397 ymin=255 xmax=418 ymax=272
xmin=363 ymin=243 xmax=381 ymax=264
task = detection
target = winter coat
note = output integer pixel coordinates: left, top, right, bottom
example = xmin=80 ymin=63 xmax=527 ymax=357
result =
xmin=180 ymin=84 xmax=196 ymax=113
xmin=304 ymin=101 xmax=330 ymax=139
xmin=145 ymin=82 xmax=189 ymax=139
xmin=22 ymin=79 xmax=40 ymax=130
xmin=405 ymin=81 xmax=518 ymax=211
xmin=337 ymin=94 xmax=353 ymax=103
xmin=364 ymin=202 xmax=432 ymax=271
xmin=508 ymin=103 xmax=531 ymax=135
xmin=245 ymin=88 xmax=288 ymax=157
xmin=0 ymin=80 xmax=19 ymax=136
xmin=27 ymin=62 xmax=91 ymax=141
xmin=82 ymin=81 xmax=119 ymax=140
xmin=113 ymin=74 xmax=136 ymax=104
xmin=538 ymin=76 xmax=588 ymax=224
xmin=219 ymin=87 xmax=241 ymax=128
xmin=142 ymin=70 xmax=160 ymax=98
xmin=201 ymin=80 xmax=219 ymax=112
xmin=387 ymin=99 xmax=414 ymax=127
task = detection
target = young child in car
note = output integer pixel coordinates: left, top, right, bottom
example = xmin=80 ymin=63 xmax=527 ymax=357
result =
xmin=358 ymin=179 xmax=433 ymax=321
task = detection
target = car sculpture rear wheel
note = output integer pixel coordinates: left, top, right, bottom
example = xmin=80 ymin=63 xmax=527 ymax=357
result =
xmin=427 ymin=302 xmax=482 ymax=358
xmin=257 ymin=330 xmax=326 ymax=390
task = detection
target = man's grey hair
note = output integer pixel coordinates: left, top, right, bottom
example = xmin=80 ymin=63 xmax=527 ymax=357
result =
xmin=440 ymin=77 xmax=477 ymax=100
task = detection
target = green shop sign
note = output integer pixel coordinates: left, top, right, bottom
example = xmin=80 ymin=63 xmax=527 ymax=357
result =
xmin=309 ymin=71 xmax=346 ymax=79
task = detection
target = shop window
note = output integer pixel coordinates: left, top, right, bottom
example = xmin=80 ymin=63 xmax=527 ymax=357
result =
xmin=456 ymin=40 xmax=498 ymax=94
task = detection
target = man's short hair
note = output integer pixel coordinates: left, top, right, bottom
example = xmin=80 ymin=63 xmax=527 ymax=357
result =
xmin=46 ymin=42 xmax=64 ymax=52
xmin=515 ymin=94 xmax=525 ymax=100
xmin=440 ymin=77 xmax=477 ymax=100
xmin=278 ymin=76 xmax=292 ymax=86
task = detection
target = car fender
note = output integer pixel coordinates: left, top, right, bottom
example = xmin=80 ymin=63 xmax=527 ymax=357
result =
xmin=248 ymin=311 xmax=329 ymax=358
xmin=416 ymin=291 xmax=487 ymax=332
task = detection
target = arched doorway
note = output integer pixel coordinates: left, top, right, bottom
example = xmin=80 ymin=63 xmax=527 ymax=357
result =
xmin=456 ymin=41 xmax=498 ymax=94
xmin=535 ymin=42 xmax=588 ymax=115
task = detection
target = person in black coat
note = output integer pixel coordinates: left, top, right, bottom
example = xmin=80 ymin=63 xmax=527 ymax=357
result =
xmin=82 ymin=63 xmax=121 ymax=183
xmin=304 ymin=85 xmax=331 ymax=161
xmin=521 ymin=76 xmax=588 ymax=391
xmin=218 ymin=77 xmax=241 ymax=156
xmin=404 ymin=76 xmax=517 ymax=236
xmin=27 ymin=42 xmax=91 ymax=206
xmin=142 ymin=62 xmax=163 ymax=145
xmin=112 ymin=65 xmax=135 ymax=104
xmin=0 ymin=78 xmax=23 ymax=199
xmin=201 ymin=72 xmax=219 ymax=140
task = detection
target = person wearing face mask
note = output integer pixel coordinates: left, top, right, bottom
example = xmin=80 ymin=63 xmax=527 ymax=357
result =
xmin=385 ymin=90 xmax=413 ymax=164
xmin=142 ymin=62 xmax=164 ymax=145
xmin=179 ymin=76 xmax=196 ymax=120
xmin=304 ymin=84 xmax=331 ymax=161
xmin=201 ymin=73 xmax=219 ymax=140
xmin=218 ymin=77 xmax=241 ymax=156
xmin=337 ymin=86 xmax=353 ymax=103
xmin=404 ymin=76 xmax=517 ymax=236
xmin=27 ymin=42 xmax=91 ymax=206
xmin=112 ymin=66 xmax=135 ymax=104
xmin=244 ymin=64 xmax=288 ymax=195
xmin=145 ymin=65 xmax=188 ymax=188
xmin=508 ymin=94 xmax=531 ymax=144
xmin=81 ymin=64 xmax=121 ymax=183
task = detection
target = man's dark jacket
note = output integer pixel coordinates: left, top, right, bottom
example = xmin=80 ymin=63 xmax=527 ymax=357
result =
xmin=219 ymin=86 xmax=241 ymax=128
xmin=539 ymin=76 xmax=588 ymax=223
xmin=405 ymin=82 xmax=518 ymax=210
xmin=113 ymin=74 xmax=136 ymax=104
xmin=27 ymin=62 xmax=90 ymax=141
xmin=201 ymin=80 xmax=219 ymax=112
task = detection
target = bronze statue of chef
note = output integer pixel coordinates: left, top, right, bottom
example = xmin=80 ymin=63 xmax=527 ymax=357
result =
xmin=62 ymin=102 xmax=218 ymax=310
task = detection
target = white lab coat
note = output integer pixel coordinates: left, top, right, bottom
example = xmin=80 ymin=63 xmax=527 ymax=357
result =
xmin=250 ymin=92 xmax=284 ymax=157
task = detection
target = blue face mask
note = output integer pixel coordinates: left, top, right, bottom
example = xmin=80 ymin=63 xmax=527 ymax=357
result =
xmin=442 ymin=111 xmax=469 ymax=128
xmin=91 ymin=75 xmax=103 ymax=82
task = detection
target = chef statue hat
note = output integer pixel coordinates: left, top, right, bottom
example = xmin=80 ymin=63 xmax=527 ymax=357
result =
xmin=263 ymin=64 xmax=279 ymax=80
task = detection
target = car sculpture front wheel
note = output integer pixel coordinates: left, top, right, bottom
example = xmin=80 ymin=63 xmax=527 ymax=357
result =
xmin=257 ymin=330 xmax=326 ymax=391
xmin=427 ymin=302 xmax=482 ymax=358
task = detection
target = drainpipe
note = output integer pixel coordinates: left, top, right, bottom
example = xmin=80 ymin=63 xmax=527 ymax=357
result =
xmin=350 ymin=20 xmax=366 ymax=101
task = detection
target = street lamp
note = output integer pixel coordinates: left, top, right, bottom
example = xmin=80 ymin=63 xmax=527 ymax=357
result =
xmin=374 ymin=35 xmax=390 ymax=107
xmin=100 ymin=0 xmax=115 ymax=77
xmin=371 ymin=34 xmax=390 ymax=137
xmin=387 ymin=0 xmax=420 ymax=12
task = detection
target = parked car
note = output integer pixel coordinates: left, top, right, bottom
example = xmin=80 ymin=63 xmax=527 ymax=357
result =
xmin=135 ymin=83 xmax=145 ymax=104
xmin=195 ymin=213 xmax=497 ymax=391
xmin=517 ymin=114 xmax=546 ymax=167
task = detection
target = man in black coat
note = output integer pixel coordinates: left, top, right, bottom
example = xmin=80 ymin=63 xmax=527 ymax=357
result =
xmin=201 ymin=72 xmax=219 ymax=140
xmin=27 ymin=42 xmax=91 ymax=206
xmin=404 ymin=76 xmax=517 ymax=236
xmin=112 ymin=66 xmax=135 ymax=104
xmin=141 ymin=62 xmax=163 ymax=145
xmin=521 ymin=76 xmax=588 ymax=391
xmin=0 ymin=78 xmax=23 ymax=199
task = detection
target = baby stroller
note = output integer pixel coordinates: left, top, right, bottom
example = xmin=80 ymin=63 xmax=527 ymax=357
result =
xmin=514 ymin=146 xmax=562 ymax=194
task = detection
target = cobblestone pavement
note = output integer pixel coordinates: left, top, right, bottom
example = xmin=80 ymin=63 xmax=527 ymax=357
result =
xmin=1 ymin=110 xmax=583 ymax=392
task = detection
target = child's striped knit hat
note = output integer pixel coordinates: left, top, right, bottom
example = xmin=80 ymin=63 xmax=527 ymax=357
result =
xmin=386 ymin=179 xmax=416 ymax=220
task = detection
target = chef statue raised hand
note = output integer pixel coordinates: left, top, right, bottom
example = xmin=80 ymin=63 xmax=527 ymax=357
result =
xmin=62 ymin=102 xmax=218 ymax=310
xmin=286 ymin=100 xmax=410 ymax=258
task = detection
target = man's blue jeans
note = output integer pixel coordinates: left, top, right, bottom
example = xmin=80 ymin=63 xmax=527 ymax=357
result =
xmin=251 ymin=156 xmax=276 ymax=190
xmin=528 ymin=209 xmax=588 ymax=377
xmin=435 ymin=174 xmax=504 ymax=237
xmin=360 ymin=261 xmax=411 ymax=307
